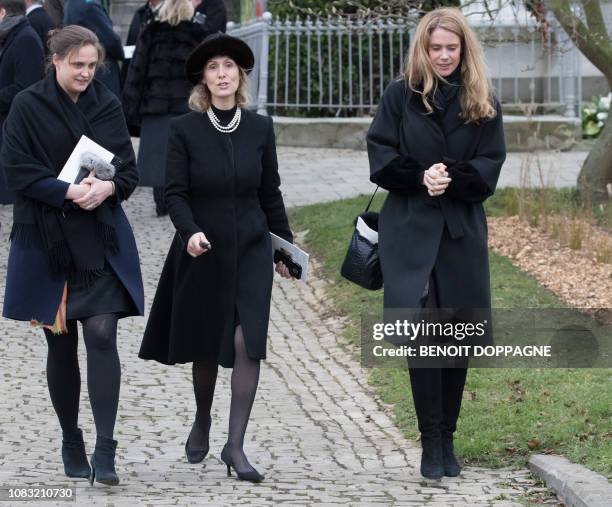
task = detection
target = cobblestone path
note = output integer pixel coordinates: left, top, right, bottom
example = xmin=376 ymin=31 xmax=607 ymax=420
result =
xmin=0 ymin=146 xmax=559 ymax=505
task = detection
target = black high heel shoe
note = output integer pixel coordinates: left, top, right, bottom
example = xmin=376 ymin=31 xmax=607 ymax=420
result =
xmin=220 ymin=444 xmax=264 ymax=483
xmin=185 ymin=415 xmax=211 ymax=464
xmin=89 ymin=436 xmax=119 ymax=486
xmin=61 ymin=428 xmax=91 ymax=479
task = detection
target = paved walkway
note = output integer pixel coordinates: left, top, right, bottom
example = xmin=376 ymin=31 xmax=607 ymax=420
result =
xmin=0 ymin=147 xmax=565 ymax=505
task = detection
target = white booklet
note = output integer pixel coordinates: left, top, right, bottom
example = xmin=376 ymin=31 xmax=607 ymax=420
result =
xmin=356 ymin=216 xmax=378 ymax=244
xmin=58 ymin=135 xmax=114 ymax=183
xmin=123 ymin=45 xmax=136 ymax=59
xmin=270 ymin=232 xmax=310 ymax=282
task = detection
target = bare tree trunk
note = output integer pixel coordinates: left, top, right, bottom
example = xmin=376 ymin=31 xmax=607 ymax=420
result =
xmin=548 ymin=0 xmax=612 ymax=203
xmin=578 ymin=114 xmax=612 ymax=203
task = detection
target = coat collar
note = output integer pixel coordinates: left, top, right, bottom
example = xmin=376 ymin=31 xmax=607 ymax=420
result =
xmin=406 ymin=86 xmax=466 ymax=137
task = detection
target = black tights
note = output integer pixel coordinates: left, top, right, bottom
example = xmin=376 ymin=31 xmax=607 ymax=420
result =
xmin=44 ymin=314 xmax=120 ymax=439
xmin=190 ymin=325 xmax=261 ymax=472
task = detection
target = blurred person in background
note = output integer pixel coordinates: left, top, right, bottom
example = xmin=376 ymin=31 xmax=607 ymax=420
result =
xmin=120 ymin=0 xmax=162 ymax=85
xmin=122 ymin=0 xmax=207 ymax=216
xmin=63 ymin=0 xmax=123 ymax=97
xmin=0 ymin=0 xmax=44 ymax=204
xmin=192 ymin=0 xmax=226 ymax=34
xmin=44 ymin=0 xmax=63 ymax=27
xmin=25 ymin=0 xmax=55 ymax=52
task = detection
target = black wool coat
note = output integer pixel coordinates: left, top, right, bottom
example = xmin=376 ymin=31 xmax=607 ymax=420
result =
xmin=27 ymin=7 xmax=55 ymax=54
xmin=0 ymin=18 xmax=45 ymax=204
xmin=139 ymin=109 xmax=292 ymax=367
xmin=367 ymin=79 xmax=505 ymax=315
xmin=195 ymin=0 xmax=227 ymax=34
xmin=125 ymin=2 xmax=154 ymax=47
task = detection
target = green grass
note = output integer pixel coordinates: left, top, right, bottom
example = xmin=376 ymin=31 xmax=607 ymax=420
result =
xmin=288 ymin=193 xmax=612 ymax=478
xmin=484 ymin=187 xmax=612 ymax=228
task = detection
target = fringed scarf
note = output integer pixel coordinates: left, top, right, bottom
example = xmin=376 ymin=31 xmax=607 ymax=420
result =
xmin=2 ymin=70 xmax=129 ymax=286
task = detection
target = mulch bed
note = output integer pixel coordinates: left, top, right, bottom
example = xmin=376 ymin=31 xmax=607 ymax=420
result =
xmin=488 ymin=216 xmax=612 ymax=314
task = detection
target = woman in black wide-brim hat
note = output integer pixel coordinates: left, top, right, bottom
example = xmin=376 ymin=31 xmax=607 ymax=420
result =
xmin=139 ymin=32 xmax=294 ymax=483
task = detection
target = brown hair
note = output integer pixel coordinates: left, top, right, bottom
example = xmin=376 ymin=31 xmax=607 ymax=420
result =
xmin=404 ymin=7 xmax=496 ymax=123
xmin=188 ymin=66 xmax=251 ymax=112
xmin=47 ymin=25 xmax=106 ymax=70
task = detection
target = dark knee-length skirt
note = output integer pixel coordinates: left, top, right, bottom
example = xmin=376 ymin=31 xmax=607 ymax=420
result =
xmin=66 ymin=261 xmax=136 ymax=320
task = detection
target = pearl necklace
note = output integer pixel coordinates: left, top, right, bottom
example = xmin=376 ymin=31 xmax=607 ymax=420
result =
xmin=206 ymin=106 xmax=241 ymax=133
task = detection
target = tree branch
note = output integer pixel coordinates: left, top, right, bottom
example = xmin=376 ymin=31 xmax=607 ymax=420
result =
xmin=579 ymin=0 xmax=607 ymax=36
xmin=550 ymin=0 xmax=612 ymax=82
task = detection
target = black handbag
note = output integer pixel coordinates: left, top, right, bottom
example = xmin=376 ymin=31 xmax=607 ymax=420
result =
xmin=340 ymin=187 xmax=383 ymax=290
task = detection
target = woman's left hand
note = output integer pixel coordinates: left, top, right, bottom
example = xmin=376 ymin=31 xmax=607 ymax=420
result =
xmin=73 ymin=177 xmax=114 ymax=210
xmin=275 ymin=261 xmax=292 ymax=279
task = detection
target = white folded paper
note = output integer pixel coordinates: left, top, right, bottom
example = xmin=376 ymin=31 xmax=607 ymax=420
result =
xmin=270 ymin=232 xmax=310 ymax=282
xmin=356 ymin=216 xmax=378 ymax=244
xmin=58 ymin=135 xmax=114 ymax=183
xmin=123 ymin=45 xmax=135 ymax=59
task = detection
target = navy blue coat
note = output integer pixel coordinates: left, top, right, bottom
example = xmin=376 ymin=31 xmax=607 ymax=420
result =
xmin=64 ymin=0 xmax=124 ymax=97
xmin=0 ymin=19 xmax=45 ymax=204
xmin=2 ymin=77 xmax=144 ymax=325
xmin=3 ymin=196 xmax=144 ymax=324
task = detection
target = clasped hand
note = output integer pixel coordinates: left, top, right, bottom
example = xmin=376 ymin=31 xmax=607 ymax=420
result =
xmin=70 ymin=171 xmax=113 ymax=210
xmin=423 ymin=163 xmax=452 ymax=197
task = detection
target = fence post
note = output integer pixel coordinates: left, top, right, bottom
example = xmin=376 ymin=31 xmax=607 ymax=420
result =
xmin=257 ymin=12 xmax=272 ymax=115
xmin=555 ymin=22 xmax=578 ymax=118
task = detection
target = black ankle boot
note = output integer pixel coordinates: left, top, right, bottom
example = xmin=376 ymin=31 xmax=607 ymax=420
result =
xmin=420 ymin=434 xmax=444 ymax=480
xmin=89 ymin=436 xmax=119 ymax=486
xmin=442 ymin=437 xmax=461 ymax=477
xmin=61 ymin=428 xmax=91 ymax=479
xmin=185 ymin=414 xmax=211 ymax=464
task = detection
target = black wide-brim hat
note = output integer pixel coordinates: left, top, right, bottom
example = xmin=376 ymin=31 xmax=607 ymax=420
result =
xmin=185 ymin=32 xmax=255 ymax=85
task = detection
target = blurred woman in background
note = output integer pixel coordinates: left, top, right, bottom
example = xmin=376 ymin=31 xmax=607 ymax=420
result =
xmin=122 ymin=0 xmax=206 ymax=216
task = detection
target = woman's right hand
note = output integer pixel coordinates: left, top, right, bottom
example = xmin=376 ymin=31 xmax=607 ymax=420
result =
xmin=423 ymin=163 xmax=451 ymax=197
xmin=187 ymin=232 xmax=211 ymax=258
xmin=65 ymin=182 xmax=92 ymax=201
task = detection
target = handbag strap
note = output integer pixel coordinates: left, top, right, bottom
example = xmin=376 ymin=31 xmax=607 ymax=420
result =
xmin=364 ymin=186 xmax=379 ymax=212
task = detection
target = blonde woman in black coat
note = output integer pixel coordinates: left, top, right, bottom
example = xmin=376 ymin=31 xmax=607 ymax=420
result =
xmin=367 ymin=8 xmax=506 ymax=480
xmin=122 ymin=0 xmax=205 ymax=215
xmin=139 ymin=33 xmax=293 ymax=483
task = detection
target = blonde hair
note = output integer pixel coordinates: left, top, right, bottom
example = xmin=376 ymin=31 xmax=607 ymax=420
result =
xmin=158 ymin=0 xmax=194 ymax=26
xmin=404 ymin=7 xmax=496 ymax=123
xmin=188 ymin=67 xmax=251 ymax=112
